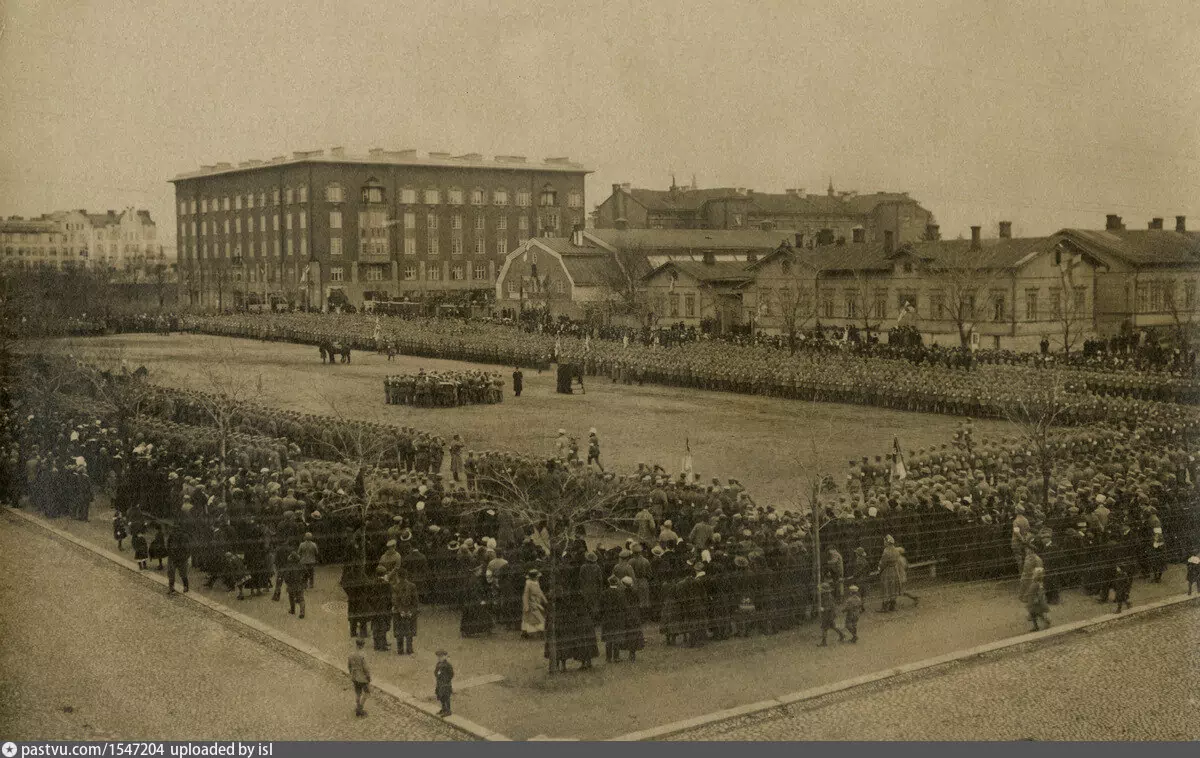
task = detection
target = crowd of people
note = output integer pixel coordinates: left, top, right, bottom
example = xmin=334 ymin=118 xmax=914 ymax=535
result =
xmin=383 ymin=369 xmax=505 ymax=408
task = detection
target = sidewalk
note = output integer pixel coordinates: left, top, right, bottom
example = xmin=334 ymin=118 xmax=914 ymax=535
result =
xmin=19 ymin=505 xmax=1193 ymax=741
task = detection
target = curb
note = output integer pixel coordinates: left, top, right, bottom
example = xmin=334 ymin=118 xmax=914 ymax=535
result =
xmin=5 ymin=508 xmax=510 ymax=742
xmin=609 ymin=589 xmax=1199 ymax=741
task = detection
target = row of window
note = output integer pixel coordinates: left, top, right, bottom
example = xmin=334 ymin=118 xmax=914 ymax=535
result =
xmin=325 ymin=264 xmax=493 ymax=283
xmin=182 ymin=210 xmax=571 ymax=237
xmin=181 ymin=185 xmax=582 ymax=216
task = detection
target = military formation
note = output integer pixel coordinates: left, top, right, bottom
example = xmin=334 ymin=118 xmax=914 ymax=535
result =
xmin=384 ymin=370 xmax=505 ymax=407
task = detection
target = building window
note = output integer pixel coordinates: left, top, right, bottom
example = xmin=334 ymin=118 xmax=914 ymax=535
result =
xmin=259 ymin=214 xmax=266 ymax=234
xmin=285 ymin=188 xmax=294 ymax=205
xmin=330 ymin=266 xmax=344 ymax=282
xmin=404 ymin=238 xmax=416 ymax=256
xmin=1185 ymin=280 xmax=1196 ymax=310
xmin=1049 ymin=287 xmax=1062 ymax=318
xmin=269 ymin=213 xmax=278 ymax=232
xmin=897 ymin=291 xmax=917 ymax=314
xmin=991 ymin=291 xmax=1006 ymax=321
xmin=669 ymin=293 xmax=680 ymax=317
xmin=471 ymin=188 xmax=485 ymax=205
xmin=541 ymin=211 xmax=559 ymax=234
xmin=300 ymin=238 xmax=307 ymax=257
xmin=247 ymin=218 xmax=254 ymax=234
xmin=451 ymin=236 xmax=463 ymax=257
xmin=498 ymin=216 xmax=508 ymax=231
xmin=235 ymin=218 xmax=242 ymax=235
xmin=273 ymin=239 xmax=281 ymax=257
xmin=429 ymin=237 xmax=439 ymax=257
xmin=1025 ymin=290 xmax=1039 ymax=321
xmin=475 ymin=238 xmax=486 ymax=256
xmin=299 ymin=210 xmax=307 ymax=229
xmin=451 ymin=214 xmax=463 ymax=231
xmin=821 ymin=289 xmax=835 ymax=319
xmin=201 ymin=198 xmax=208 ymax=213
xmin=359 ymin=209 xmax=389 ymax=256
xmin=516 ymin=189 xmax=531 ymax=207
xmin=845 ymin=291 xmax=859 ymax=319
xmin=451 ymin=264 xmax=464 ymax=281
xmin=223 ymin=197 xmax=231 ymax=211
xmin=325 ymin=184 xmax=344 ymax=203
xmin=507 ymin=279 xmax=518 ymax=296
xmin=873 ymin=289 xmax=888 ymax=320
xmin=285 ymin=238 xmax=294 ymax=257
xmin=191 ymin=200 xmax=198 ymax=214
xmin=403 ymin=264 xmax=416 ymax=280
xmin=362 ymin=186 xmax=384 ymax=204
xmin=179 ymin=201 xmax=187 ymax=216
xmin=448 ymin=188 xmax=463 ymax=205
xmin=330 ymin=238 xmax=343 ymax=256
xmin=330 ymin=211 xmax=342 ymax=230
xmin=427 ymin=213 xmax=438 ymax=230
xmin=298 ymin=185 xmax=308 ymax=203
xmin=567 ymin=190 xmax=582 ymax=209
xmin=224 ymin=220 xmax=230 ymax=235
xmin=473 ymin=215 xmax=485 ymax=231
xmin=497 ymin=237 xmax=507 ymax=256
xmin=473 ymin=263 xmax=487 ymax=280
xmin=401 ymin=188 xmax=417 ymax=204
xmin=285 ymin=213 xmax=293 ymax=231
xmin=518 ymin=216 xmax=529 ymax=231
xmin=424 ymin=189 xmax=440 ymax=205
xmin=540 ymin=187 xmax=558 ymax=206
xmin=684 ymin=293 xmax=696 ymax=317
xmin=366 ymin=265 xmax=384 ymax=281
xmin=493 ymin=189 xmax=508 ymax=206
xmin=1073 ymin=286 xmax=1086 ymax=314
xmin=428 ymin=265 xmax=442 ymax=281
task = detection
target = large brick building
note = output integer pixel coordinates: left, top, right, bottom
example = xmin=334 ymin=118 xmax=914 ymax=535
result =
xmin=593 ymin=179 xmax=935 ymax=245
xmin=170 ymin=148 xmax=589 ymax=310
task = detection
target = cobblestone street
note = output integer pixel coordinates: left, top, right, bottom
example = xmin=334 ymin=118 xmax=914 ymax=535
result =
xmin=0 ymin=516 xmax=468 ymax=742
xmin=674 ymin=603 xmax=1200 ymax=741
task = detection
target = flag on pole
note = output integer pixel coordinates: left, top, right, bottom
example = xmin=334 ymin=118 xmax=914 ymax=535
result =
xmin=891 ymin=436 xmax=907 ymax=480
xmin=681 ymin=437 xmax=695 ymax=483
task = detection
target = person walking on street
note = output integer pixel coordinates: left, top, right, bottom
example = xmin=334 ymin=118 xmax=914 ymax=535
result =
xmin=284 ymin=551 xmax=307 ymax=618
xmin=512 ymin=367 xmax=523 ymax=397
xmin=298 ymin=532 xmax=319 ymax=589
xmin=435 ymin=650 xmax=454 ymax=717
xmin=1026 ymin=567 xmax=1050 ymax=631
xmin=166 ymin=525 xmax=191 ymax=595
xmin=843 ymin=585 xmax=864 ymax=643
xmin=816 ymin=582 xmax=845 ymax=646
xmin=348 ymin=638 xmax=371 ymax=717
xmin=1112 ymin=565 xmax=1133 ymax=613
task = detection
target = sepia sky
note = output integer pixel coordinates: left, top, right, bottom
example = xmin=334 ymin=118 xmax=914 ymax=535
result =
xmin=2 ymin=0 xmax=1198 ymax=247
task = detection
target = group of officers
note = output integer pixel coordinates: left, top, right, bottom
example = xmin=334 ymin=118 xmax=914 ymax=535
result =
xmin=383 ymin=370 xmax=505 ymax=408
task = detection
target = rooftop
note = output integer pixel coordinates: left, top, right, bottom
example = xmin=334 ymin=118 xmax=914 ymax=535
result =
xmin=587 ymin=228 xmax=794 ymax=251
xmin=171 ymin=148 xmax=590 ymax=182
xmin=1058 ymin=228 xmax=1200 ymax=266
xmin=617 ymin=185 xmax=922 ymax=217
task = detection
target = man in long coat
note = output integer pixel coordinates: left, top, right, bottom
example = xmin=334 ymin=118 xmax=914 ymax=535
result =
xmin=875 ymin=535 xmax=902 ymax=612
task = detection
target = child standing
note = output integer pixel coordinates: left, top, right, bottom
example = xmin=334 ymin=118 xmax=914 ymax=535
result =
xmin=434 ymin=649 xmax=454 ymax=717
xmin=843 ymin=585 xmax=864 ymax=643
xmin=1112 ymin=565 xmax=1133 ymax=613
xmin=112 ymin=511 xmax=128 ymax=551
xmin=1026 ymin=567 xmax=1050 ymax=631
xmin=348 ymin=638 xmax=371 ymax=717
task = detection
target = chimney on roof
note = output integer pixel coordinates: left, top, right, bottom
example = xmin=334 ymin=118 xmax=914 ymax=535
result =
xmin=1149 ymin=218 xmax=1163 ymax=230
xmin=571 ymin=223 xmax=584 ymax=247
xmin=1177 ymin=216 xmax=1187 ymax=232
xmin=998 ymin=221 xmax=1012 ymax=239
xmin=612 ymin=184 xmax=627 ymax=229
xmin=970 ymin=226 xmax=981 ymax=251
xmin=883 ymin=230 xmax=894 ymax=254
xmin=1105 ymin=214 xmax=1123 ymax=231
xmin=852 ymin=228 xmax=865 ymax=244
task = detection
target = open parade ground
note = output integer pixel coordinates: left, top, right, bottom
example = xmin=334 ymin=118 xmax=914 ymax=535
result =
xmin=7 ymin=331 xmax=1195 ymax=740
xmin=66 ymin=333 xmax=1016 ymax=508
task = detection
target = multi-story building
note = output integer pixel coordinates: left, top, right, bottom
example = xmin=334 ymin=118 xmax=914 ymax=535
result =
xmin=593 ymin=180 xmax=935 ymax=244
xmin=169 ymin=148 xmax=589 ymax=310
xmin=1 ymin=207 xmax=158 ymax=272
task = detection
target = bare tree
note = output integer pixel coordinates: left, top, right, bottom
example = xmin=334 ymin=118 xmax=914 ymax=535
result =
xmin=1050 ymin=247 xmax=1090 ymax=354
xmin=1163 ymin=278 xmax=1198 ymax=355
xmin=470 ymin=463 xmax=640 ymax=675
xmin=314 ymin=393 xmax=396 ymax=565
xmin=998 ymin=370 xmax=1078 ymax=506
xmin=595 ymin=241 xmax=653 ymax=327
xmin=925 ymin=249 xmax=1010 ymax=351
xmin=72 ymin=348 xmax=157 ymax=458
xmin=187 ymin=342 xmax=263 ymax=495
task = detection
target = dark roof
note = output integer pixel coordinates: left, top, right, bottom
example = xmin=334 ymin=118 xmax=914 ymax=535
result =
xmin=905 ymin=237 xmax=1054 ymax=270
xmin=0 ymin=219 xmax=56 ymax=234
xmin=643 ymin=260 xmax=753 ymax=284
xmin=559 ymin=255 xmax=619 ymax=287
xmin=1058 ymin=229 xmax=1200 ymax=266
xmin=617 ymin=187 xmax=925 ymax=218
xmin=532 ymin=237 xmax=602 ymax=255
xmin=587 ymin=228 xmax=792 ymax=251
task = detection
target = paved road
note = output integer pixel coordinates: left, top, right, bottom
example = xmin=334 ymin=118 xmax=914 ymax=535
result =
xmin=674 ymin=602 xmax=1200 ymax=741
xmin=0 ymin=516 xmax=468 ymax=741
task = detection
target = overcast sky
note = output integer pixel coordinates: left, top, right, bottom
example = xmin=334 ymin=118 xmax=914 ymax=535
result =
xmin=2 ymin=0 xmax=1198 ymax=246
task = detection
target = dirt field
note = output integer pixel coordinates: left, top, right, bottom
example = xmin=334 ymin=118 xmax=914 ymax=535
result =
xmin=67 ymin=333 xmax=1015 ymax=507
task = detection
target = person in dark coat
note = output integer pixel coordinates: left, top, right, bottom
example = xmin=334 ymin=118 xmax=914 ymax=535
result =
xmin=434 ymin=650 xmax=454 ymax=717
xmin=1111 ymin=565 xmax=1133 ymax=613
xmin=600 ymin=575 xmax=629 ymax=662
xmin=843 ymin=585 xmax=864 ymax=643
xmin=166 ymin=524 xmax=191 ymax=595
xmin=1187 ymin=555 xmax=1200 ymax=596
xmin=460 ymin=569 xmax=494 ymax=637
xmin=578 ymin=551 xmax=604 ymax=623
xmin=817 ymin=582 xmax=845 ymax=646
xmin=546 ymin=590 xmax=598 ymax=671
xmin=512 ymin=367 xmax=524 ymax=397
xmin=282 ymin=551 xmax=306 ymax=618
xmin=390 ymin=569 xmax=419 ymax=655
xmin=620 ymin=576 xmax=645 ymax=661
xmin=148 ymin=523 xmax=167 ymax=570
xmin=340 ymin=562 xmax=369 ymax=638
xmin=681 ymin=564 xmax=710 ymax=647
xmin=366 ymin=565 xmax=392 ymax=651
xmin=131 ymin=521 xmax=150 ymax=570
